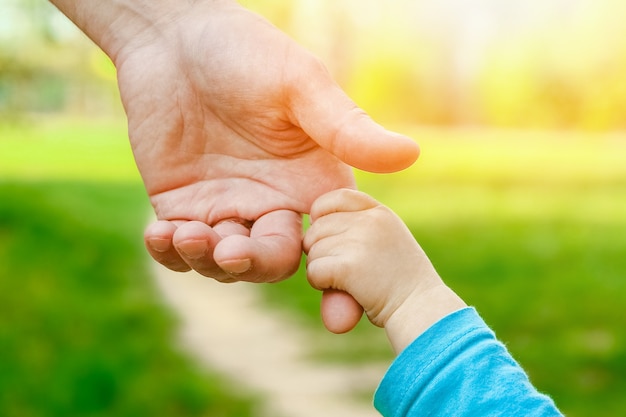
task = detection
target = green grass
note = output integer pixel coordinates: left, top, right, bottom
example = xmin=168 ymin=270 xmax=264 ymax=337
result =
xmin=0 ymin=119 xmax=262 ymax=417
xmin=261 ymin=127 xmax=626 ymax=417
xmin=0 ymin=117 xmax=140 ymax=181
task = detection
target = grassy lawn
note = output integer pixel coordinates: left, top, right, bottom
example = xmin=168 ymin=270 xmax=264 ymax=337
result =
xmin=0 ymin=119 xmax=261 ymax=417
xmin=2 ymin=118 xmax=625 ymax=416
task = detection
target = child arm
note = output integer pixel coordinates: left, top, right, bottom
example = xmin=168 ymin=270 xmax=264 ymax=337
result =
xmin=303 ymin=188 xmax=563 ymax=416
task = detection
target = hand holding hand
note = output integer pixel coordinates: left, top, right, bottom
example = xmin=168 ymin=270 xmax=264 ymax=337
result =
xmin=114 ymin=3 xmax=419 ymax=283
xmin=50 ymin=0 xmax=419 ymax=334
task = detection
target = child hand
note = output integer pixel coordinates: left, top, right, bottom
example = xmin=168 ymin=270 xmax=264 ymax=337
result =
xmin=303 ymin=189 xmax=465 ymax=352
xmin=304 ymin=189 xmax=439 ymax=326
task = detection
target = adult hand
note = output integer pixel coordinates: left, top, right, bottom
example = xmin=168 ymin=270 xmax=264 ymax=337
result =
xmin=50 ymin=0 xmax=419 ymax=332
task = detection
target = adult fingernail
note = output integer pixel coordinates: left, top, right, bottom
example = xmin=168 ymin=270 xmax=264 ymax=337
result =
xmin=177 ymin=240 xmax=208 ymax=259
xmin=147 ymin=238 xmax=171 ymax=253
xmin=222 ymin=258 xmax=252 ymax=275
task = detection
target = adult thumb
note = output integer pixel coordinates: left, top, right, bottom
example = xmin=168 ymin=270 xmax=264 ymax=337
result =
xmin=290 ymin=74 xmax=419 ymax=173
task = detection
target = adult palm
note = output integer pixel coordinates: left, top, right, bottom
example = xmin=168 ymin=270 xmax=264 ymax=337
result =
xmin=113 ymin=4 xmax=418 ymax=332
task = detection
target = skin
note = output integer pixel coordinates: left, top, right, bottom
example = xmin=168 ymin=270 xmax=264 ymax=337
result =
xmin=48 ymin=0 xmax=419 ymax=332
xmin=303 ymin=189 xmax=466 ymax=353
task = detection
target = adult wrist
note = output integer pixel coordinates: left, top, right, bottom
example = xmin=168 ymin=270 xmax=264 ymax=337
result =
xmin=49 ymin=0 xmax=234 ymax=63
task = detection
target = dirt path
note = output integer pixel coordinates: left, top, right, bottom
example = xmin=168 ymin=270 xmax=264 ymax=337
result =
xmin=152 ymin=264 xmax=387 ymax=417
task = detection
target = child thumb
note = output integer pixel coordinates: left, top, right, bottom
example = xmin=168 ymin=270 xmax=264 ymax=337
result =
xmin=320 ymin=289 xmax=364 ymax=334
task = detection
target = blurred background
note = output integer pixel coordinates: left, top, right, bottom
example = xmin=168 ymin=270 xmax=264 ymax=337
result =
xmin=1 ymin=0 xmax=625 ymax=416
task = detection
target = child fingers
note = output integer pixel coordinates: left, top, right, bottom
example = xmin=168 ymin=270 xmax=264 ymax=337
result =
xmin=303 ymin=215 xmax=342 ymax=255
xmin=302 ymin=222 xmax=330 ymax=255
xmin=303 ymin=208 xmax=365 ymax=255
xmin=306 ymin=255 xmax=349 ymax=291
xmin=309 ymin=188 xmax=380 ymax=223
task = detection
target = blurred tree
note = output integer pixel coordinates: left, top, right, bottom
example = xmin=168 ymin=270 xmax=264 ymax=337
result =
xmin=4 ymin=0 xmax=626 ymax=131
xmin=0 ymin=0 xmax=120 ymax=122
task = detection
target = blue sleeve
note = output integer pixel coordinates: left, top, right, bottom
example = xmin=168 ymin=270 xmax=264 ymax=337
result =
xmin=373 ymin=307 xmax=563 ymax=417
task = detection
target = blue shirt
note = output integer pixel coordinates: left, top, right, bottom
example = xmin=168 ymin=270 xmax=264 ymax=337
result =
xmin=374 ymin=308 xmax=563 ymax=416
